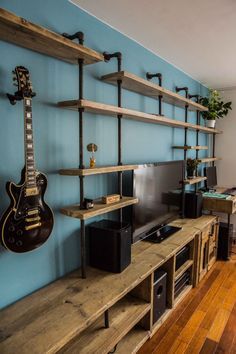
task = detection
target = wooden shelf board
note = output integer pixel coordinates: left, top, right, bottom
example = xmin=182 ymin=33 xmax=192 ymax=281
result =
xmin=59 ymin=164 xmax=138 ymax=176
xmin=198 ymin=157 xmax=221 ymax=163
xmin=150 ymin=308 xmax=173 ymax=337
xmin=60 ymin=295 xmax=151 ymax=354
xmin=174 ymin=285 xmax=192 ymax=307
xmin=175 ymin=260 xmax=193 ymax=281
xmin=172 ymin=145 xmax=208 ymax=150
xmin=0 ymin=8 xmax=104 ymax=65
xmin=60 ymin=196 xmax=138 ymax=220
xmin=101 ymin=71 xmax=208 ymax=112
xmin=184 ymin=176 xmax=207 ymax=185
xmin=58 ymin=99 xmax=221 ymax=134
xmin=115 ymin=326 xmax=150 ymax=354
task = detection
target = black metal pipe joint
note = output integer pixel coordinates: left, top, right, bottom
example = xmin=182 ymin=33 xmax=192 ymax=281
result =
xmin=62 ymin=31 xmax=84 ymax=45
xmin=103 ymin=52 xmax=122 ymax=72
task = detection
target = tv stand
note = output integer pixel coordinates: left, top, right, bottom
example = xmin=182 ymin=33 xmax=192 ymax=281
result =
xmin=143 ymin=225 xmax=182 ymax=243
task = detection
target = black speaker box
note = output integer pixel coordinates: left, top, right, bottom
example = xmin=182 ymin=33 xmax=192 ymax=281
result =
xmin=184 ymin=191 xmax=203 ymax=218
xmin=89 ymin=219 xmax=131 ymax=273
xmin=153 ymin=270 xmax=167 ymax=324
xmin=217 ymin=222 xmax=233 ymax=260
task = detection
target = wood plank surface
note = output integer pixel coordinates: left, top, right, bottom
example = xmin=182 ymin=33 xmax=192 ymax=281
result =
xmin=57 ymin=99 xmax=221 ymax=134
xmin=184 ymin=176 xmax=207 ymax=185
xmin=115 ymin=327 xmax=150 ymax=354
xmin=59 ymin=164 xmax=138 ymax=176
xmin=172 ymin=145 xmax=208 ymax=150
xmin=101 ymin=71 xmax=208 ymax=112
xmin=60 ymin=196 xmax=138 ymax=220
xmin=0 ymin=8 xmax=103 ymax=65
xmin=59 ymin=295 xmax=151 ymax=354
xmin=199 ymin=157 xmax=221 ymax=164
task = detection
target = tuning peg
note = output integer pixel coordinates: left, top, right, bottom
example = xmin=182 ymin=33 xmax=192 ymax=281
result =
xmin=12 ymin=70 xmax=15 ymax=75
xmin=13 ymin=83 xmax=18 ymax=87
xmin=13 ymin=77 xmax=17 ymax=81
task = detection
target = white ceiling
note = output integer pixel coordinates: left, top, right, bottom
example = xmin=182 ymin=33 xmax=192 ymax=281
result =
xmin=71 ymin=0 xmax=236 ymax=89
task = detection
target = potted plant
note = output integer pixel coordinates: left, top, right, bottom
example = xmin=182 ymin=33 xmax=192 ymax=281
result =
xmin=186 ymin=158 xmax=200 ymax=179
xmin=200 ymin=89 xmax=232 ymax=128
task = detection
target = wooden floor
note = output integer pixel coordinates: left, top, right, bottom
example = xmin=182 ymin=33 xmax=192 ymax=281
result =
xmin=138 ymin=245 xmax=236 ymax=354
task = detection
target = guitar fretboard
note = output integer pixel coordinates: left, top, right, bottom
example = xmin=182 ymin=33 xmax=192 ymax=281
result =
xmin=24 ymin=98 xmax=36 ymax=188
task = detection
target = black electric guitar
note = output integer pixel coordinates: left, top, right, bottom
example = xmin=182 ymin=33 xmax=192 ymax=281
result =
xmin=0 ymin=66 xmax=54 ymax=253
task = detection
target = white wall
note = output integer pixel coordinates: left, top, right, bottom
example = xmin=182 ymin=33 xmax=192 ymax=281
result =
xmin=216 ymin=88 xmax=236 ymax=227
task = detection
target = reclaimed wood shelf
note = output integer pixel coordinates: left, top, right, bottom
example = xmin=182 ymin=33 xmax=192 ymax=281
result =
xmin=184 ymin=176 xmax=207 ymax=185
xmin=101 ymin=71 xmax=208 ymax=112
xmin=60 ymin=295 xmax=151 ymax=354
xmin=115 ymin=326 xmax=150 ymax=354
xmin=172 ymin=145 xmax=208 ymax=150
xmin=150 ymin=308 xmax=173 ymax=337
xmin=198 ymin=157 xmax=221 ymax=163
xmin=175 ymin=260 xmax=193 ymax=281
xmin=58 ymin=99 xmax=221 ymax=134
xmin=59 ymin=164 xmax=138 ymax=176
xmin=0 ymin=8 xmax=104 ymax=65
xmin=60 ymin=196 xmax=138 ymax=220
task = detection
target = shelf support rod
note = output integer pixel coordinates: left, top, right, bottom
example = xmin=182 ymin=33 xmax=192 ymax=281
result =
xmin=176 ymin=87 xmax=189 ymax=218
xmin=146 ymin=72 xmax=163 ymax=116
xmin=189 ymin=94 xmax=200 ymax=192
xmin=103 ymin=51 xmax=123 ymax=217
xmin=76 ymin=33 xmax=86 ymax=279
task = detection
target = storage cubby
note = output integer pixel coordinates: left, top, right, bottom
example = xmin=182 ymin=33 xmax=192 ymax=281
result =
xmin=58 ymin=294 xmax=151 ymax=354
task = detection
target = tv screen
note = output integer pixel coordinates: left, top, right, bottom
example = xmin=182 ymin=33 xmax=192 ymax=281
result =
xmin=204 ymin=166 xmax=217 ymax=189
xmin=132 ymin=160 xmax=184 ymax=242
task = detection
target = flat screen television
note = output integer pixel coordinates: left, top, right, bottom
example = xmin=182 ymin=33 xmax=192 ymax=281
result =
xmin=132 ymin=160 xmax=184 ymax=243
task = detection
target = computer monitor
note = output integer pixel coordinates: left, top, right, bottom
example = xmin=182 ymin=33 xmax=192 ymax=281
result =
xmin=204 ymin=166 xmax=217 ymax=190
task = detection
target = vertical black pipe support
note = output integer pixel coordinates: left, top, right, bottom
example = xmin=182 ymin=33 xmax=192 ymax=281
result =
xmin=212 ymin=133 xmax=216 ymax=166
xmin=146 ymin=72 xmax=163 ymax=115
xmin=189 ymin=94 xmax=200 ymax=192
xmin=103 ymin=51 xmax=123 ymax=204
xmin=77 ymin=32 xmax=86 ymax=279
xmin=176 ymin=87 xmax=189 ymax=218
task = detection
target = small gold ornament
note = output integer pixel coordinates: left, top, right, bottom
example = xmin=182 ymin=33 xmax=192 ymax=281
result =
xmin=87 ymin=143 xmax=98 ymax=168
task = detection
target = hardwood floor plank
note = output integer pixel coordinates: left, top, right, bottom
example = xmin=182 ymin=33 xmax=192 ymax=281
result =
xmin=215 ymin=303 xmax=236 ymax=353
xmin=184 ymin=327 xmax=208 ymax=354
xmin=207 ymin=308 xmax=231 ymax=342
xmin=199 ymin=338 xmax=218 ymax=354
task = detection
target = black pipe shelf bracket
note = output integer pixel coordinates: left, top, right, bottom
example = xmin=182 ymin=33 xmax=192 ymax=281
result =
xmin=146 ymin=72 xmax=163 ymax=116
xmin=62 ymin=31 xmax=84 ymax=45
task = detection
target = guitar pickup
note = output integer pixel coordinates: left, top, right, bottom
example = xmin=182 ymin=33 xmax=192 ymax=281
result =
xmin=26 ymin=216 xmax=41 ymax=222
xmin=27 ymin=209 xmax=39 ymax=216
xmin=25 ymin=187 xmax=39 ymax=197
xmin=25 ymin=222 xmax=41 ymax=231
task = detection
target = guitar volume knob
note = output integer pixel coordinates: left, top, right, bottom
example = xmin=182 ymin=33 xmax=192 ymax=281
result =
xmin=17 ymin=230 xmax=23 ymax=236
xmin=9 ymin=225 xmax=15 ymax=232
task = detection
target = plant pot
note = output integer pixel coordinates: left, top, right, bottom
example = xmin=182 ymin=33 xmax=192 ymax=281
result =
xmin=187 ymin=169 xmax=196 ymax=179
xmin=206 ymin=120 xmax=216 ymax=128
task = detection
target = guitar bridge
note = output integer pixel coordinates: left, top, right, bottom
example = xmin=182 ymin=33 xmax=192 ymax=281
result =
xmin=25 ymin=187 xmax=38 ymax=197
xmin=25 ymin=222 xmax=41 ymax=231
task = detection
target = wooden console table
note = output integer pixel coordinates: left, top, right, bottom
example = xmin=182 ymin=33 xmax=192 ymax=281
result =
xmin=0 ymin=215 xmax=218 ymax=354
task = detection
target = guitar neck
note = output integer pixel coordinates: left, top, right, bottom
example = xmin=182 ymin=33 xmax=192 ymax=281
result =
xmin=24 ymin=97 xmax=36 ymax=188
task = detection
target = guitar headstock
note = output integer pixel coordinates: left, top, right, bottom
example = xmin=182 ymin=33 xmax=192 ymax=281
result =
xmin=7 ymin=66 xmax=36 ymax=105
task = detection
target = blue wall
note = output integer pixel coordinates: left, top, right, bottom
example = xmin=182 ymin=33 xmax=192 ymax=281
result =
xmin=0 ymin=0 xmax=208 ymax=308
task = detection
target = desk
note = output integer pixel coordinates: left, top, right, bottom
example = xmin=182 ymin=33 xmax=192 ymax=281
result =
xmin=202 ymin=187 xmax=236 ymax=259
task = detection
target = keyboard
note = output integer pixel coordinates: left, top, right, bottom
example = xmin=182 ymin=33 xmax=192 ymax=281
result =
xmin=203 ymin=192 xmax=231 ymax=199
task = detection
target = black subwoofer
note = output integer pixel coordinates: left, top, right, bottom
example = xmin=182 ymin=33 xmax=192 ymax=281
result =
xmin=153 ymin=270 xmax=167 ymax=324
xmin=89 ymin=219 xmax=131 ymax=273
xmin=217 ymin=222 xmax=233 ymax=260
xmin=184 ymin=191 xmax=203 ymax=218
